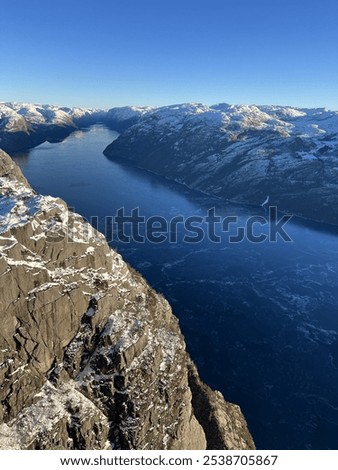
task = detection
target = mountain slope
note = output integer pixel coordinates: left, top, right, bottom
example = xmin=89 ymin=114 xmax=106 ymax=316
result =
xmin=104 ymin=103 xmax=338 ymax=225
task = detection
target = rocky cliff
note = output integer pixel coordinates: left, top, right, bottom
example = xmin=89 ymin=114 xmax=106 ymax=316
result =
xmin=0 ymin=149 xmax=254 ymax=450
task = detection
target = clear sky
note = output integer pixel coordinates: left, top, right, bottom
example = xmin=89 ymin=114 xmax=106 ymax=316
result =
xmin=1 ymin=0 xmax=337 ymax=110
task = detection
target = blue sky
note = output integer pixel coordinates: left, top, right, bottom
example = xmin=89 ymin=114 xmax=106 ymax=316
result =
xmin=1 ymin=0 xmax=337 ymax=109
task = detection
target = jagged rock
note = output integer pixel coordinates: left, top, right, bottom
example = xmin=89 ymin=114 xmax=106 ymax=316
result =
xmin=0 ymin=149 xmax=254 ymax=449
xmin=188 ymin=361 xmax=255 ymax=450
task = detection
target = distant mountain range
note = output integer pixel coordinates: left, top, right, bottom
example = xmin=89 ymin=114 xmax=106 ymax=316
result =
xmin=1 ymin=101 xmax=337 ymax=225
xmin=0 ymin=102 xmax=153 ymax=152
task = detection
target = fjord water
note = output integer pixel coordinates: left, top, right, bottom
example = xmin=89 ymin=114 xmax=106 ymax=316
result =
xmin=13 ymin=125 xmax=338 ymax=449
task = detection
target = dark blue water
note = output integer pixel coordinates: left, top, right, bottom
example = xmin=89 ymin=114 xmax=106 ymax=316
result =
xmin=13 ymin=125 xmax=338 ymax=449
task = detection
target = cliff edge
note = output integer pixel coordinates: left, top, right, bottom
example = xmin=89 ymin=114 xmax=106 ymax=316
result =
xmin=0 ymin=149 xmax=254 ymax=450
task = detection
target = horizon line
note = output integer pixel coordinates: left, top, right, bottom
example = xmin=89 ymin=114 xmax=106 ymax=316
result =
xmin=1 ymin=99 xmax=338 ymax=113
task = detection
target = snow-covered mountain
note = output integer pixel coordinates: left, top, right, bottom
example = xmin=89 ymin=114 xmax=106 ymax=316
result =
xmin=104 ymin=103 xmax=338 ymax=225
xmin=0 ymin=102 xmax=78 ymax=152
xmin=105 ymin=105 xmax=154 ymax=132
xmin=0 ymin=102 xmax=148 ymax=152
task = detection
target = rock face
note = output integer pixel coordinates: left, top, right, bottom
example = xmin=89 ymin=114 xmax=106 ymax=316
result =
xmin=0 ymin=149 xmax=254 ymax=450
xmin=103 ymin=103 xmax=338 ymax=226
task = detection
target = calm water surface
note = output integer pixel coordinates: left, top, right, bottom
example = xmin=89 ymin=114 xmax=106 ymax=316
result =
xmin=13 ymin=125 xmax=338 ymax=449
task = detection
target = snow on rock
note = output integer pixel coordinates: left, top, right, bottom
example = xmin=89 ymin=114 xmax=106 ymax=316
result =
xmin=0 ymin=381 xmax=110 ymax=450
xmin=107 ymin=105 xmax=154 ymax=122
